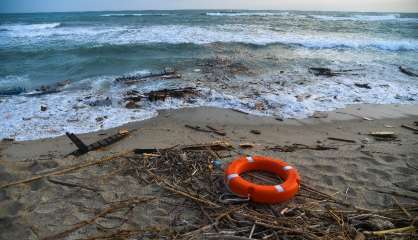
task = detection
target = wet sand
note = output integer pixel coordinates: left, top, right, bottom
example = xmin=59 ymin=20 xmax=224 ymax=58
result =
xmin=1 ymin=104 xmax=418 ymax=239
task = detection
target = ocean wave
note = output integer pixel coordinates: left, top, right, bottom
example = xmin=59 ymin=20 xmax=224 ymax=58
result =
xmin=1 ymin=24 xmax=417 ymax=51
xmin=0 ymin=22 xmax=61 ymax=32
xmin=311 ymin=14 xmax=417 ymax=22
xmin=206 ymin=12 xmax=289 ymax=17
xmin=100 ymin=13 xmax=172 ymax=17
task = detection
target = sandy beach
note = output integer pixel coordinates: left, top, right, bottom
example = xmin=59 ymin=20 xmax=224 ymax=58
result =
xmin=1 ymin=103 xmax=417 ymax=239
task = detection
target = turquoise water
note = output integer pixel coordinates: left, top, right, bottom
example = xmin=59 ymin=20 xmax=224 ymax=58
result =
xmin=1 ymin=10 xmax=418 ymax=140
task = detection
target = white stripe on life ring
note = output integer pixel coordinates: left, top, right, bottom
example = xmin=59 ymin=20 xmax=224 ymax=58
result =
xmin=274 ymin=185 xmax=285 ymax=193
xmin=227 ymin=173 xmax=239 ymax=184
xmin=283 ymin=166 xmax=293 ymax=171
xmin=246 ymin=156 xmax=255 ymax=162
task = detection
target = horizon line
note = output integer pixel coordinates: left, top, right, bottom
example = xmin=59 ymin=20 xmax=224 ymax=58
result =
xmin=1 ymin=8 xmax=418 ymax=14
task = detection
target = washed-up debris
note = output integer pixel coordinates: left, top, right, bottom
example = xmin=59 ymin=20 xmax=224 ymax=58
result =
xmin=115 ymin=68 xmax=180 ymax=84
xmin=265 ymin=143 xmax=338 ymax=152
xmin=185 ymin=125 xmax=227 ymax=136
xmin=328 ymin=137 xmax=357 ymax=143
xmin=250 ymin=129 xmax=261 ymax=135
xmin=147 ymin=87 xmax=198 ymax=102
xmin=354 ymin=83 xmax=372 ymax=89
xmin=401 ymin=124 xmax=418 ymax=133
xmin=66 ymin=129 xmax=129 ymax=156
xmin=1 ymin=144 xmax=417 ymax=240
xmin=133 ymin=148 xmax=159 ymax=155
xmin=309 ymin=67 xmax=363 ymax=77
xmin=185 ymin=124 xmax=212 ymax=133
xmin=125 ymin=100 xmax=140 ymax=109
xmin=124 ymin=90 xmax=143 ymax=102
xmin=239 ymin=143 xmax=254 ymax=149
xmin=399 ymin=66 xmax=418 ymax=77
xmin=312 ymin=111 xmax=328 ymax=118
xmin=180 ymin=141 xmax=233 ymax=151
xmin=362 ymin=116 xmax=374 ymax=121
xmin=369 ymin=131 xmax=398 ymax=141
xmin=198 ymin=57 xmax=252 ymax=77
xmin=206 ymin=125 xmax=226 ymax=136
xmin=230 ymin=108 xmax=249 ymax=115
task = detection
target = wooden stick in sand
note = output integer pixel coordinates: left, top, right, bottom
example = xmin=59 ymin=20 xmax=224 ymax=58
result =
xmin=0 ymin=151 xmax=131 ymax=189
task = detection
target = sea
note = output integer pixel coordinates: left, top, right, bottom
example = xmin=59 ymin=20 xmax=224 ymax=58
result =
xmin=1 ymin=10 xmax=417 ymax=140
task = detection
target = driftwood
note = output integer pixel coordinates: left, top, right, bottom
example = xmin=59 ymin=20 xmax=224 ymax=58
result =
xmin=67 ymin=130 xmax=129 ymax=156
xmin=147 ymin=87 xmax=198 ymax=101
xmin=133 ymin=148 xmax=159 ymax=154
xmin=206 ymin=125 xmax=227 ymax=136
xmin=115 ymin=68 xmax=180 ymax=84
xmin=185 ymin=124 xmax=226 ymax=136
xmin=369 ymin=131 xmax=398 ymax=141
xmin=310 ymin=67 xmax=340 ymax=77
xmin=354 ymin=83 xmax=371 ymax=89
xmin=328 ymin=137 xmax=357 ymax=143
xmin=265 ymin=143 xmax=338 ymax=152
xmin=180 ymin=141 xmax=233 ymax=151
xmin=401 ymin=124 xmax=418 ymax=133
xmin=399 ymin=66 xmax=418 ymax=77
xmin=185 ymin=124 xmax=213 ymax=133
xmin=309 ymin=67 xmax=363 ymax=77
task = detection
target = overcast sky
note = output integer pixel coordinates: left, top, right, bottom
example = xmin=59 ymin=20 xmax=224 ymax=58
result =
xmin=1 ymin=0 xmax=417 ymax=13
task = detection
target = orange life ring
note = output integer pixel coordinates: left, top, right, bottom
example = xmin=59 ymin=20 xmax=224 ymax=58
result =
xmin=224 ymin=155 xmax=300 ymax=204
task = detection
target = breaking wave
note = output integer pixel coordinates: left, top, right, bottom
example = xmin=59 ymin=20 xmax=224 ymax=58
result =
xmin=100 ymin=13 xmax=172 ymax=17
xmin=311 ymin=13 xmax=417 ymax=22
xmin=4 ymin=24 xmax=416 ymax=51
xmin=206 ymin=12 xmax=289 ymax=17
xmin=0 ymin=22 xmax=61 ymax=31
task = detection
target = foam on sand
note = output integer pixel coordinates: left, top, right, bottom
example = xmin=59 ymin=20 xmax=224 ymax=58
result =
xmin=1 ymin=69 xmax=417 ymax=141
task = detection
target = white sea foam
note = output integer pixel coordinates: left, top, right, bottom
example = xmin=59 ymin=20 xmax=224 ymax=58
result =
xmin=0 ymin=22 xmax=61 ymax=31
xmin=100 ymin=13 xmax=172 ymax=17
xmin=2 ymin=24 xmax=417 ymax=51
xmin=206 ymin=12 xmax=289 ymax=17
xmin=311 ymin=14 xmax=417 ymax=22
xmin=1 ymin=70 xmax=417 ymax=141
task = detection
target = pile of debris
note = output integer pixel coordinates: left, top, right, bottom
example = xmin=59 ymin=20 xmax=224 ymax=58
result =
xmin=123 ymin=87 xmax=200 ymax=109
xmin=2 ymin=143 xmax=417 ymax=239
xmin=197 ymin=57 xmax=253 ymax=82
xmin=123 ymin=147 xmax=418 ymax=239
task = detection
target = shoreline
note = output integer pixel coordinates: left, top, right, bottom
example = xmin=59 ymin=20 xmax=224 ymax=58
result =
xmin=4 ymin=102 xmax=418 ymax=144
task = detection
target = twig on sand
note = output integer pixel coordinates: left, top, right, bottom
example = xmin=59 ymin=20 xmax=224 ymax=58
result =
xmin=401 ymin=124 xmax=418 ymax=133
xmin=364 ymin=226 xmax=416 ymax=237
xmin=0 ymin=151 xmax=130 ymax=189
xmin=42 ymin=196 xmax=155 ymax=240
xmin=328 ymin=137 xmax=357 ymax=143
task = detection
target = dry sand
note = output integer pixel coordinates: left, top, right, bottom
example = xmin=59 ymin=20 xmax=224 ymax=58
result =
xmin=0 ymin=104 xmax=418 ymax=239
